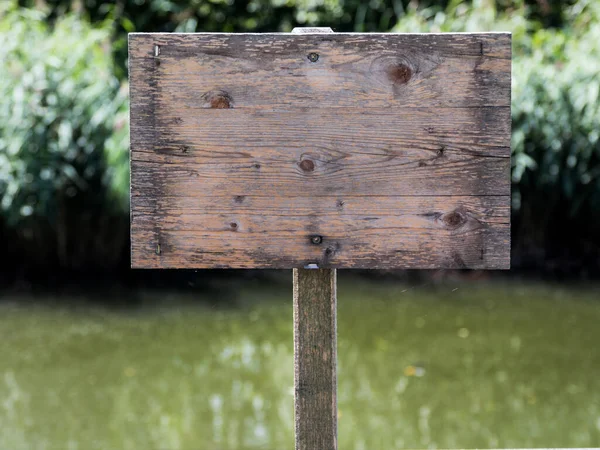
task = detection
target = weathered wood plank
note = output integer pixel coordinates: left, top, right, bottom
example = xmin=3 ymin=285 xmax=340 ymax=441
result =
xmin=131 ymin=155 xmax=509 ymax=198
xmin=131 ymin=225 xmax=509 ymax=268
xmin=131 ymin=194 xmax=510 ymax=220
xmin=129 ymin=32 xmax=511 ymax=269
xmin=293 ymin=268 xmax=337 ymax=450
xmin=131 ymin=195 xmax=510 ymax=269
xmin=130 ymin=105 xmax=511 ymax=198
xmin=131 ymin=107 xmax=510 ymax=158
xmin=129 ymin=32 xmax=510 ymax=109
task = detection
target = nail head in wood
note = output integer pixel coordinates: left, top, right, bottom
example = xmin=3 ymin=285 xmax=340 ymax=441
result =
xmin=310 ymin=235 xmax=323 ymax=245
xmin=307 ymin=52 xmax=319 ymax=62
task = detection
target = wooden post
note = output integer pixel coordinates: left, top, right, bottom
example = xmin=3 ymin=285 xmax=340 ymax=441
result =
xmin=293 ymin=268 xmax=337 ymax=450
xmin=129 ymin=28 xmax=511 ymax=448
xmin=290 ymin=27 xmax=337 ymax=450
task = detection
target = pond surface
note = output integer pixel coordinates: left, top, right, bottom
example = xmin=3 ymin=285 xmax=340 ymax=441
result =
xmin=1 ymin=276 xmax=600 ymax=449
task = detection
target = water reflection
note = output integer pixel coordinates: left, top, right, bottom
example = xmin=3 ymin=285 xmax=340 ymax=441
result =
xmin=1 ymin=278 xmax=599 ymax=449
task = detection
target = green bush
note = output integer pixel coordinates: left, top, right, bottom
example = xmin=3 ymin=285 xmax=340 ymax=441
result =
xmin=511 ymin=1 xmax=600 ymax=241
xmin=2 ymin=0 xmax=599 ymax=274
xmin=392 ymin=0 xmax=600 ymax=266
xmin=17 ymin=0 xmax=575 ymax=79
xmin=0 ymin=3 xmax=129 ymax=226
xmin=0 ymin=2 xmax=129 ymax=271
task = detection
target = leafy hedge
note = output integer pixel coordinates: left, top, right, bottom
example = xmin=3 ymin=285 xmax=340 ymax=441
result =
xmin=511 ymin=3 xmax=600 ymax=266
xmin=17 ymin=0 xmax=575 ymax=79
xmin=0 ymin=5 xmax=128 ymax=223
xmin=0 ymin=3 xmax=129 ymax=271
xmin=1 ymin=0 xmax=599 ymax=274
xmin=392 ymin=0 xmax=600 ymax=269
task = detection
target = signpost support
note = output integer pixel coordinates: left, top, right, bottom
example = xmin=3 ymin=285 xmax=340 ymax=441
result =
xmin=129 ymin=27 xmax=511 ymax=449
xmin=293 ymin=268 xmax=337 ymax=450
xmin=290 ymin=27 xmax=337 ymax=450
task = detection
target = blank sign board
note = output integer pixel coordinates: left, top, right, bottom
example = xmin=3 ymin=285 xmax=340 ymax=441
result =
xmin=129 ymin=33 xmax=511 ymax=269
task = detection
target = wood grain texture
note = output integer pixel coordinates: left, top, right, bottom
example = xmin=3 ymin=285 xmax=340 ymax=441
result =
xmin=129 ymin=32 xmax=511 ymax=269
xmin=294 ymin=268 xmax=337 ymax=450
xmin=131 ymin=195 xmax=509 ymax=268
xmin=129 ymin=32 xmax=510 ymax=109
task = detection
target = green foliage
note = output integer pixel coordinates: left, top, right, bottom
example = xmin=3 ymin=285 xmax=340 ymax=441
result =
xmin=19 ymin=0 xmax=575 ymax=78
xmin=0 ymin=3 xmax=129 ymax=226
xmin=392 ymin=0 xmax=600 ymax=260
xmin=511 ymin=0 xmax=600 ymax=220
xmin=2 ymin=0 xmax=599 ymax=272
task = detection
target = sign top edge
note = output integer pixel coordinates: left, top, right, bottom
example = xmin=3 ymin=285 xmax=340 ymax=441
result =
xmin=127 ymin=31 xmax=512 ymax=37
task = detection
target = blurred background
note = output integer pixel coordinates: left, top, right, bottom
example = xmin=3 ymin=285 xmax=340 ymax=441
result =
xmin=1 ymin=0 xmax=599 ymax=448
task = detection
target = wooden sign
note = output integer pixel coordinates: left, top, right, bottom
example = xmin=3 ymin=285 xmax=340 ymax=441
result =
xmin=129 ymin=32 xmax=511 ymax=269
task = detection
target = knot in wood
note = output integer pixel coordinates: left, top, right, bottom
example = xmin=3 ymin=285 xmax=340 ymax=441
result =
xmin=387 ymin=63 xmax=412 ymax=85
xmin=307 ymin=52 xmax=319 ymax=63
xmin=210 ymin=96 xmax=231 ymax=109
xmin=299 ymin=159 xmax=315 ymax=172
xmin=202 ymin=90 xmax=233 ymax=109
xmin=441 ymin=210 xmax=466 ymax=229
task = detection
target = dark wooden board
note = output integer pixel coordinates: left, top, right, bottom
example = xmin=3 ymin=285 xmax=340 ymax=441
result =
xmin=129 ymin=32 xmax=511 ymax=269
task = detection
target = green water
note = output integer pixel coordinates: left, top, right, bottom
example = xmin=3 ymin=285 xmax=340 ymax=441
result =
xmin=1 ymin=276 xmax=599 ymax=449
